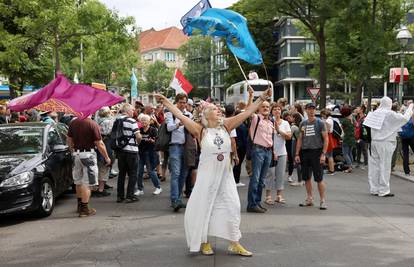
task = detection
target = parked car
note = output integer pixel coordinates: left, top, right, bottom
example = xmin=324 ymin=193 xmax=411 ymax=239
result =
xmin=0 ymin=122 xmax=73 ymax=217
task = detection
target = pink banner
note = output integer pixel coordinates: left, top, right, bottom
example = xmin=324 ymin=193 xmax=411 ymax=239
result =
xmin=8 ymin=74 xmax=124 ymax=119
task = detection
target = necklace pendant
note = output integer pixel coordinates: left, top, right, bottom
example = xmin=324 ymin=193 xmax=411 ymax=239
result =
xmin=217 ymin=153 xmax=224 ymax=161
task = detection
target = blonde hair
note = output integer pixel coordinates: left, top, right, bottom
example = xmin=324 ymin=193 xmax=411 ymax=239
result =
xmin=120 ymin=103 xmax=134 ymax=114
xmin=139 ymin=113 xmax=150 ymax=122
xmin=201 ymin=106 xmax=223 ymax=128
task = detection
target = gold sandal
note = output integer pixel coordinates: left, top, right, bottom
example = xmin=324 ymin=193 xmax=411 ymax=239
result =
xmin=201 ymin=242 xmax=214 ymax=256
xmin=228 ymin=243 xmax=253 ymax=257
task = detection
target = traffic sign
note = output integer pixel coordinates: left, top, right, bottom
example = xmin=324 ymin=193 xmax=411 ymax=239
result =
xmin=307 ymin=87 xmax=320 ymax=102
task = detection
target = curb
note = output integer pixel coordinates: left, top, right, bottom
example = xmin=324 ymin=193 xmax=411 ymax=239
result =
xmin=392 ymin=171 xmax=414 ymax=183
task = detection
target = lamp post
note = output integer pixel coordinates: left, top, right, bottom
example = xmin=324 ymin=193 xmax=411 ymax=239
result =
xmin=396 ymin=26 xmax=412 ymax=104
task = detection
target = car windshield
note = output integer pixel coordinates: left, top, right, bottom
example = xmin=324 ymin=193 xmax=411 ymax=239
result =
xmin=0 ymin=127 xmax=43 ymax=155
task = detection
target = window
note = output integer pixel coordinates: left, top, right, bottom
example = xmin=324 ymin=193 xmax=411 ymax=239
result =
xmin=165 ymin=52 xmax=176 ymax=62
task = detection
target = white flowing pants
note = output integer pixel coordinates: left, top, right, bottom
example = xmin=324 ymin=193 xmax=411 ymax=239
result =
xmin=368 ymin=140 xmax=396 ymax=196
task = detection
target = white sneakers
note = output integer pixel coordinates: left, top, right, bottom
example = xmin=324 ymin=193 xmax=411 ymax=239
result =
xmin=153 ymin=188 xmax=163 ymax=195
xmin=287 ymin=176 xmax=294 ymax=183
xmin=236 ymin=182 xmax=245 ymax=187
xmin=134 ymin=188 xmax=163 ymax=196
xmin=134 ymin=190 xmax=144 ymax=196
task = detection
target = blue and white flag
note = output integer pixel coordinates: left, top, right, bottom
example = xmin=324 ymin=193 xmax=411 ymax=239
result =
xmin=186 ymin=8 xmax=263 ymax=65
xmin=180 ymin=0 xmax=212 ymax=34
xmin=131 ymin=68 xmax=138 ymax=98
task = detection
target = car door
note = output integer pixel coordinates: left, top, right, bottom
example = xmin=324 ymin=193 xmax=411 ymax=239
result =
xmin=45 ymin=126 xmax=71 ymax=196
xmin=54 ymin=123 xmax=73 ymax=189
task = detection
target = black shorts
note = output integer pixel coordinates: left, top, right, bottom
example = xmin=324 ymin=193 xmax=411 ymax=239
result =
xmin=300 ymin=149 xmax=323 ymax=182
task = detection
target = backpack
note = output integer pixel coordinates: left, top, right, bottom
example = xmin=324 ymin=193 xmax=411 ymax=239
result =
xmin=332 ymin=119 xmax=343 ymax=140
xmin=110 ymin=117 xmax=132 ymax=151
xmin=154 ymin=114 xmax=175 ymax=151
xmin=399 ymin=118 xmax=414 ymax=139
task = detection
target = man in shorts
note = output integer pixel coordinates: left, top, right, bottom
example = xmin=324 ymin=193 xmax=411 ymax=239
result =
xmin=67 ymin=116 xmax=111 ymax=217
xmin=295 ymin=102 xmax=329 ymax=210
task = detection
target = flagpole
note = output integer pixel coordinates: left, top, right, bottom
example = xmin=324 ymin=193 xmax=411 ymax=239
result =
xmin=233 ymin=54 xmax=249 ymax=83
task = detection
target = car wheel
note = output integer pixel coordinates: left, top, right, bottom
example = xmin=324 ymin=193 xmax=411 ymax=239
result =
xmin=36 ymin=177 xmax=55 ymax=217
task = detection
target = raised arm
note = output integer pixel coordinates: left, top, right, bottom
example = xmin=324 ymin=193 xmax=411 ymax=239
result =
xmin=224 ymin=87 xmax=272 ymax=131
xmin=154 ymin=94 xmax=202 ymax=138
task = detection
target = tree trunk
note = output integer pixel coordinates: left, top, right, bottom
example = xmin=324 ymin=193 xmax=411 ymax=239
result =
xmin=354 ymin=80 xmax=364 ymax=106
xmin=54 ymin=34 xmax=60 ymax=76
xmin=318 ymin=29 xmax=327 ymax=108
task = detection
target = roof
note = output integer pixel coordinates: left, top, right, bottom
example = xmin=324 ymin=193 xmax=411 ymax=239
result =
xmin=139 ymin=27 xmax=189 ymax=53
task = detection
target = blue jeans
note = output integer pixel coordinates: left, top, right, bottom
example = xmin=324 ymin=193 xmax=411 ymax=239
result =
xmin=342 ymin=144 xmax=353 ymax=167
xmin=169 ymin=145 xmax=188 ymax=204
xmin=137 ymin=150 xmax=160 ymax=190
xmin=247 ymin=146 xmax=272 ymax=209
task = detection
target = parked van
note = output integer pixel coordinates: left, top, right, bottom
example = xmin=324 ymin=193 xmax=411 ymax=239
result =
xmin=225 ymin=79 xmax=274 ymax=105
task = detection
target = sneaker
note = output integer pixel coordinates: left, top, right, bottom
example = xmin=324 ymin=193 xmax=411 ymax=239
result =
xmin=172 ymin=202 xmax=181 ymax=212
xmin=79 ymin=207 xmax=96 ymax=217
xmin=228 ymin=243 xmax=253 ymax=257
xmin=125 ymin=196 xmax=139 ymax=203
xmin=179 ymin=202 xmax=187 ymax=209
xmin=287 ymin=176 xmax=294 ymax=183
xmin=93 ymin=190 xmax=111 ymax=197
xmin=236 ymin=182 xmax=245 ymax=187
xmin=201 ymin=242 xmax=214 ymax=256
xmin=299 ymin=199 xmax=314 ymax=207
xmin=360 ymin=165 xmax=366 ymax=170
xmin=290 ymin=181 xmax=304 ymax=187
xmin=116 ymin=197 xmax=125 ymax=203
xmin=246 ymin=206 xmax=266 ymax=213
xmin=153 ymin=188 xmax=163 ymax=195
xmin=104 ymin=184 xmax=113 ymax=190
xmin=134 ymin=190 xmax=144 ymax=196
xmin=320 ymin=201 xmax=328 ymax=210
xmin=258 ymin=203 xmax=267 ymax=211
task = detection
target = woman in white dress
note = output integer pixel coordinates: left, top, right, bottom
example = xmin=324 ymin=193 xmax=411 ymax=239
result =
xmin=155 ymin=88 xmax=272 ymax=257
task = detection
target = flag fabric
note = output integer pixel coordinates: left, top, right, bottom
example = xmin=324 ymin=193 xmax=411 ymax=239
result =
xmin=186 ymin=8 xmax=263 ymax=65
xmin=8 ymin=74 xmax=124 ymax=119
xmin=180 ymin=0 xmax=212 ymax=34
xmin=170 ymin=69 xmax=193 ymax=95
xmin=131 ymin=69 xmax=138 ymax=98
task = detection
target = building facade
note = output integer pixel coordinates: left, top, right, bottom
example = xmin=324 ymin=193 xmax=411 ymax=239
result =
xmin=139 ymin=27 xmax=189 ymax=69
xmin=274 ymin=17 xmax=316 ymax=104
xmin=211 ymin=38 xmax=228 ymax=102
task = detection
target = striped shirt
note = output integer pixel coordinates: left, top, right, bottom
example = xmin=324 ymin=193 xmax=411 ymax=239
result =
xmin=119 ymin=115 xmax=139 ymax=153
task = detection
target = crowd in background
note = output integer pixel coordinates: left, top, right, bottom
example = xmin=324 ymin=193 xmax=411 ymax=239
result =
xmin=1 ymin=94 xmax=413 ymax=216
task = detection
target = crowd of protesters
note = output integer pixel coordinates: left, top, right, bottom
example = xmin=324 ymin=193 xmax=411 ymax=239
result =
xmin=1 ymin=91 xmax=413 ymax=217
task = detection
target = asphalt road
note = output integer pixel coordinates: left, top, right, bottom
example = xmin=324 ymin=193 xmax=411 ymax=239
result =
xmin=1 ymin=168 xmax=414 ymax=267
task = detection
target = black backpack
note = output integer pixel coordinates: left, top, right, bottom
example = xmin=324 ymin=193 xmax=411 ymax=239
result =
xmin=110 ymin=117 xmax=133 ymax=151
xmin=155 ymin=115 xmax=175 ymax=151
xmin=332 ymin=120 xmax=343 ymax=140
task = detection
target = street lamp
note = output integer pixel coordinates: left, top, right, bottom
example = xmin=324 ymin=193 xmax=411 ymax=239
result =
xmin=396 ymin=26 xmax=412 ymax=104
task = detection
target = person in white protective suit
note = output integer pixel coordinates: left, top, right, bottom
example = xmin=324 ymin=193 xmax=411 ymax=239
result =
xmin=363 ymin=96 xmax=414 ymax=197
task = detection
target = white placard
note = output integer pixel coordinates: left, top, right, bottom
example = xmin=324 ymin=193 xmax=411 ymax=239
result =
xmin=363 ymin=111 xmax=386 ymax=130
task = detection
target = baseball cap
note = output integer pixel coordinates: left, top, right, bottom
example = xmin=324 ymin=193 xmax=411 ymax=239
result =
xmin=305 ymin=102 xmax=316 ymax=109
xmin=187 ymin=99 xmax=194 ymax=106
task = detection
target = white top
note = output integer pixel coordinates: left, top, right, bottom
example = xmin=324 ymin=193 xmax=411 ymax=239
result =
xmin=230 ymin=129 xmax=237 ymax=138
xmin=326 ymin=117 xmax=334 ymax=133
xmin=364 ymin=97 xmax=413 ymax=141
xmin=273 ymin=119 xmax=291 ymax=156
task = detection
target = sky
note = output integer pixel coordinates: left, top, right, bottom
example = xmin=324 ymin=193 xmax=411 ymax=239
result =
xmin=99 ymin=0 xmax=239 ymax=31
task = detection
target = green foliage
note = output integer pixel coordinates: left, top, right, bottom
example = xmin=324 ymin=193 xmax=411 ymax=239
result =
xmin=226 ymin=0 xmax=278 ymax=87
xmin=178 ymin=35 xmax=212 ymax=98
xmin=0 ymin=0 xmax=139 ymax=98
xmin=142 ymin=60 xmax=173 ymax=93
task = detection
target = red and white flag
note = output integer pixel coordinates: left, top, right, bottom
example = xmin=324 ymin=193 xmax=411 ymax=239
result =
xmin=170 ymin=69 xmax=193 ymax=95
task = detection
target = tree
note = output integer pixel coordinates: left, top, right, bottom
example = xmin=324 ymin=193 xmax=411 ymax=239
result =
xmin=142 ymin=61 xmax=173 ymax=93
xmin=0 ymin=0 xmax=139 ymax=98
xmin=0 ymin=0 xmax=53 ymax=98
xmin=178 ymin=35 xmax=212 ymax=99
xmin=227 ymin=1 xmax=278 ymax=86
